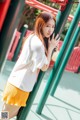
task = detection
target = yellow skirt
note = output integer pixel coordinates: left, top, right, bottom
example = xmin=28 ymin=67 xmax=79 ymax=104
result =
xmin=2 ymin=82 xmax=30 ymax=107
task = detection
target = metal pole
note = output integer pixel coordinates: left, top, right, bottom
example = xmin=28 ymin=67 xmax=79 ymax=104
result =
xmin=12 ymin=24 xmax=28 ymax=61
xmin=0 ymin=0 xmax=25 ymax=72
xmin=51 ymin=0 xmax=73 ymax=53
xmin=36 ymin=4 xmax=80 ymax=114
xmin=17 ymin=71 xmax=45 ymax=120
xmin=55 ymin=0 xmax=73 ymax=36
xmin=17 ymin=1 xmax=73 ymax=119
xmin=50 ymin=26 xmax=80 ymax=96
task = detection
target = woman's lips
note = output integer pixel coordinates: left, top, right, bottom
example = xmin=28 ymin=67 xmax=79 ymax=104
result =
xmin=47 ymin=33 xmax=51 ymax=36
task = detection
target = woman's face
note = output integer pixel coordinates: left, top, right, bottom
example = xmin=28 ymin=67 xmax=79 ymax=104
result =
xmin=42 ymin=19 xmax=55 ymax=38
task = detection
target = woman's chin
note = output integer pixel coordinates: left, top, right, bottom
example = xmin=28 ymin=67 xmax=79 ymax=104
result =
xmin=45 ymin=35 xmax=50 ymax=38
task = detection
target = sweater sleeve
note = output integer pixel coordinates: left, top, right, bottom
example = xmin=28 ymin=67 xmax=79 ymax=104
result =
xmin=31 ymin=44 xmax=49 ymax=72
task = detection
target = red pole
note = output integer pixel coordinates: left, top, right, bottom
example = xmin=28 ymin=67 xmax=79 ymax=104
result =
xmin=0 ymin=0 xmax=11 ymax=31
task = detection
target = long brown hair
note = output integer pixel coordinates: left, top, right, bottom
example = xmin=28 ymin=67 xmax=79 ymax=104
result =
xmin=34 ymin=11 xmax=56 ymax=54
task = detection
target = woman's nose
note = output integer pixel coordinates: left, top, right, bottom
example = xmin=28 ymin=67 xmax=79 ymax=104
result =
xmin=49 ymin=28 xmax=54 ymax=33
xmin=49 ymin=28 xmax=52 ymax=32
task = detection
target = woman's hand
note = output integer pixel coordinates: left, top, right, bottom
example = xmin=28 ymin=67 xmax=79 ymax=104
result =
xmin=41 ymin=34 xmax=60 ymax=71
xmin=48 ymin=34 xmax=60 ymax=52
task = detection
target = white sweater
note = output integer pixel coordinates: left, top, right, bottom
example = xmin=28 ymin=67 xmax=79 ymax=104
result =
xmin=8 ymin=34 xmax=48 ymax=92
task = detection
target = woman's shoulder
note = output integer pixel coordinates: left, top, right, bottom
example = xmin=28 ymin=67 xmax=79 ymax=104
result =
xmin=31 ymin=34 xmax=43 ymax=50
xmin=32 ymin=34 xmax=42 ymax=43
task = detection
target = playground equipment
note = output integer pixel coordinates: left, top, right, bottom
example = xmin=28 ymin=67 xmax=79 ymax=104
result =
xmin=26 ymin=0 xmax=80 ymax=25
xmin=36 ymin=4 xmax=80 ymax=114
xmin=65 ymin=47 xmax=80 ymax=72
xmin=50 ymin=0 xmax=68 ymax=6
xmin=12 ymin=24 xmax=28 ymax=61
xmin=51 ymin=0 xmax=68 ymax=11
xmin=7 ymin=31 xmax=21 ymax=61
xmin=0 ymin=0 xmax=80 ymax=120
xmin=0 ymin=0 xmax=11 ymax=31
xmin=17 ymin=1 xmax=80 ymax=120
xmin=50 ymin=41 xmax=80 ymax=73
xmin=0 ymin=0 xmax=25 ymax=72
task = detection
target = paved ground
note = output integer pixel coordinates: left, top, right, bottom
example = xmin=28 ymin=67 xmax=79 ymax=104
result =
xmin=0 ymin=60 xmax=80 ymax=120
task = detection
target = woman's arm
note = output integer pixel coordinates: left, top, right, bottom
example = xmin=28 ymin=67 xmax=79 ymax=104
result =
xmin=41 ymin=48 xmax=52 ymax=71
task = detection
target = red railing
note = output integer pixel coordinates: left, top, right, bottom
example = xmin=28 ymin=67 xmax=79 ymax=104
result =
xmin=65 ymin=47 xmax=80 ymax=72
xmin=50 ymin=44 xmax=80 ymax=73
xmin=50 ymin=0 xmax=68 ymax=6
xmin=25 ymin=0 xmax=80 ymax=26
xmin=7 ymin=31 xmax=21 ymax=60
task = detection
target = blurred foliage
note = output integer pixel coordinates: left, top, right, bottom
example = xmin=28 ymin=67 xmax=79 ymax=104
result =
xmin=18 ymin=0 xmax=79 ymax=41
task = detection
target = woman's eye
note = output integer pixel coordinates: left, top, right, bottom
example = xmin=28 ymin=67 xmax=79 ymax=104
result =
xmin=46 ymin=25 xmax=49 ymax=27
xmin=46 ymin=25 xmax=55 ymax=28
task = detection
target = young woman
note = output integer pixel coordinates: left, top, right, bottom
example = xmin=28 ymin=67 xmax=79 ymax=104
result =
xmin=2 ymin=11 xmax=60 ymax=119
